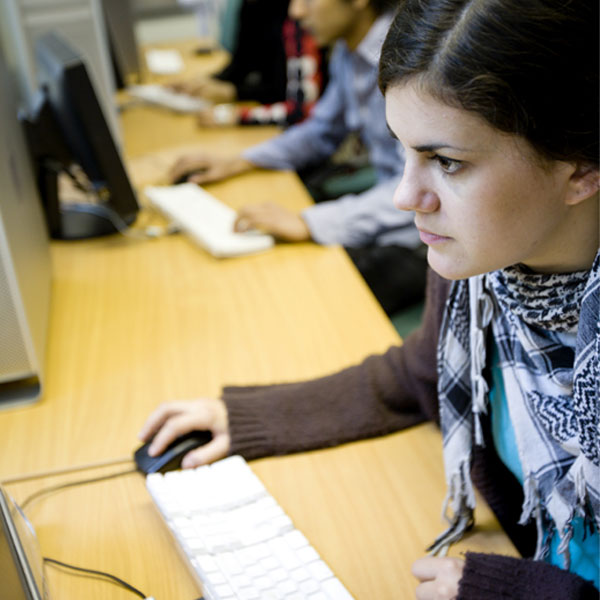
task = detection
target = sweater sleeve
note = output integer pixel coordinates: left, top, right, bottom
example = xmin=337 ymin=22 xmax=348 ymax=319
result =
xmin=459 ymin=552 xmax=599 ymax=600
xmin=222 ymin=269 xmax=450 ymax=460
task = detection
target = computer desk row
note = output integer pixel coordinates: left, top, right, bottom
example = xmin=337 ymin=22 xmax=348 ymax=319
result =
xmin=0 ymin=47 xmax=517 ymax=600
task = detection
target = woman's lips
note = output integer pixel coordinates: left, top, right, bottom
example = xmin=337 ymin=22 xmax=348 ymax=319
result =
xmin=418 ymin=228 xmax=450 ymax=244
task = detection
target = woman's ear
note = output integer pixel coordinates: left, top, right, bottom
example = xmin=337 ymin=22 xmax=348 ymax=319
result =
xmin=565 ymin=163 xmax=600 ymax=206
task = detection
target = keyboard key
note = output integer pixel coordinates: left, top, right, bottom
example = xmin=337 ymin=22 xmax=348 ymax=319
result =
xmin=301 ymin=579 xmax=322 ymax=594
xmin=308 ymin=560 xmax=335 ymax=581
xmin=285 ymin=529 xmax=310 ymax=549
xmin=237 ymin=588 xmax=260 ymax=600
xmin=298 ymin=545 xmax=320 ymax=564
xmin=193 ymin=555 xmax=219 ymax=577
xmin=290 ymin=566 xmax=311 ymax=582
xmin=269 ymin=567 xmax=288 ymax=583
xmin=254 ymin=575 xmax=273 ymax=590
xmin=212 ymin=583 xmax=236 ymax=599
xmin=321 ymin=577 xmax=355 ymax=600
xmin=276 ymin=579 xmax=298 ymax=595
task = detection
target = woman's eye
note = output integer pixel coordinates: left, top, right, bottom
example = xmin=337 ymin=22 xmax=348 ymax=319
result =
xmin=433 ymin=155 xmax=462 ymax=174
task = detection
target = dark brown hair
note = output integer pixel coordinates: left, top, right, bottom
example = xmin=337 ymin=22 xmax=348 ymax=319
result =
xmin=379 ymin=0 xmax=599 ymax=165
xmin=370 ymin=0 xmax=400 ymax=15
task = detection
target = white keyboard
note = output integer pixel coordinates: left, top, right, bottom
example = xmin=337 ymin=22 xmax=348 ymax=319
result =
xmin=146 ymin=456 xmax=355 ymax=600
xmin=128 ymin=84 xmax=209 ymax=113
xmin=144 ymin=184 xmax=274 ymax=258
xmin=144 ymin=49 xmax=184 ymax=75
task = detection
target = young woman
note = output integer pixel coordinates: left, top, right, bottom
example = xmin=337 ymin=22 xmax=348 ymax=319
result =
xmin=139 ymin=0 xmax=599 ymax=597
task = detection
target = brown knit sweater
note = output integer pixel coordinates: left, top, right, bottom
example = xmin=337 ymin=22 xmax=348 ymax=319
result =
xmin=222 ymin=269 xmax=598 ymax=599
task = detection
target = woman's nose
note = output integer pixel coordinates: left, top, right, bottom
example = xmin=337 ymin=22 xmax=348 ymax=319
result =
xmin=393 ymin=166 xmax=440 ymax=213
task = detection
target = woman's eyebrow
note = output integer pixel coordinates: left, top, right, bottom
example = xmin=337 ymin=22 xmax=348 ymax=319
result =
xmin=386 ymin=123 xmax=470 ymax=153
xmin=413 ymin=143 xmax=469 ymax=153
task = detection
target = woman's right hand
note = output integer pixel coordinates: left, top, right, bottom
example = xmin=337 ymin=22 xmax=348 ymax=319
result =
xmin=168 ymin=152 xmax=254 ymax=185
xmin=137 ymin=398 xmax=231 ymax=467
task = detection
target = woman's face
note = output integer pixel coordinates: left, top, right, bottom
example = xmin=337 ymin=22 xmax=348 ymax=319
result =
xmin=385 ymin=81 xmax=582 ymax=280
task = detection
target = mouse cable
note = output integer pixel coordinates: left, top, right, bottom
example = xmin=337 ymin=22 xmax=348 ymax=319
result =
xmin=43 ymin=557 xmax=149 ymax=599
xmin=43 ymin=557 xmax=205 ymax=600
xmin=19 ymin=466 xmax=138 ymax=511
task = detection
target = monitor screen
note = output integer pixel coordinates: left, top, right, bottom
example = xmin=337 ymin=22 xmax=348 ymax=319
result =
xmin=22 ymin=31 xmax=139 ymax=240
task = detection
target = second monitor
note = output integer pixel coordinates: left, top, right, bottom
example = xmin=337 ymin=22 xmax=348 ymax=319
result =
xmin=22 ymin=32 xmax=139 ymax=240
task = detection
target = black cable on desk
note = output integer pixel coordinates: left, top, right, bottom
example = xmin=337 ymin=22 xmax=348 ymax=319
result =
xmin=44 ymin=557 xmax=148 ymax=599
xmin=20 ymin=466 xmax=207 ymax=599
xmin=44 ymin=557 xmax=206 ymax=600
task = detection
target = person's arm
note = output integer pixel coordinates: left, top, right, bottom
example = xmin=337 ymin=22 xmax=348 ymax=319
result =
xmin=195 ymin=101 xmax=298 ymax=129
xmin=301 ymin=174 xmax=421 ymax=248
xmin=459 ymin=552 xmax=598 ymax=600
xmin=138 ymin=270 xmax=449 ymax=466
xmin=241 ymin=46 xmax=349 ymax=171
xmin=223 ymin=269 xmax=449 ymax=459
xmin=411 ymin=553 xmax=597 ymax=600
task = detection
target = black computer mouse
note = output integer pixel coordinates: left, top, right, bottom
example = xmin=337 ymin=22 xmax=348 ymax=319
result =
xmin=173 ymin=168 xmax=208 ymax=185
xmin=134 ymin=430 xmax=213 ymax=474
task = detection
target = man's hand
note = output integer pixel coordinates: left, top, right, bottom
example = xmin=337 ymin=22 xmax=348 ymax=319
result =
xmin=413 ymin=556 xmax=465 ymax=600
xmin=169 ymin=152 xmax=254 ymax=185
xmin=196 ymin=104 xmax=240 ymax=127
xmin=234 ymin=203 xmax=311 ymax=242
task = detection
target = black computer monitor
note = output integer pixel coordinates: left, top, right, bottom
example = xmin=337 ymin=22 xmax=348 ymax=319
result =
xmin=101 ymin=0 xmax=142 ymax=89
xmin=21 ymin=31 xmax=139 ymax=240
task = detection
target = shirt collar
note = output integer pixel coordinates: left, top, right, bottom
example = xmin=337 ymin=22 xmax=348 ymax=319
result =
xmin=355 ymin=12 xmax=395 ymax=66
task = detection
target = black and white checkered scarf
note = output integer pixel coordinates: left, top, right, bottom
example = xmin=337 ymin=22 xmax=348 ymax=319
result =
xmin=430 ymin=251 xmax=599 ymax=566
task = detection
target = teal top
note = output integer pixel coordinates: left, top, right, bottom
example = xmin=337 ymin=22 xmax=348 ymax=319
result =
xmin=489 ymin=345 xmax=599 ymax=588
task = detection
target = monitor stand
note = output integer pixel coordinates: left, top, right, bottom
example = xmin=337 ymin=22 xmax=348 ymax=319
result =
xmin=58 ymin=204 xmax=120 ymax=240
xmin=40 ymin=168 xmax=125 ymax=240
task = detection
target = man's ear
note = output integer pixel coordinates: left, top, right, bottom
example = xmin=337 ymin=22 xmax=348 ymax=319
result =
xmin=352 ymin=0 xmax=370 ymax=11
xmin=565 ymin=163 xmax=600 ymax=206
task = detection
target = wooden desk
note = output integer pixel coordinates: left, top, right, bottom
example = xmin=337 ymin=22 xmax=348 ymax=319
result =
xmin=0 ymin=44 xmax=517 ymax=599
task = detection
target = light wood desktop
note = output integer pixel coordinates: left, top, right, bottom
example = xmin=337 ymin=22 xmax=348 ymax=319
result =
xmin=0 ymin=41 xmax=517 ymax=599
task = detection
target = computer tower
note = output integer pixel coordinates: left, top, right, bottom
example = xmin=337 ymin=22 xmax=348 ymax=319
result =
xmin=0 ymin=54 xmax=52 ymax=407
